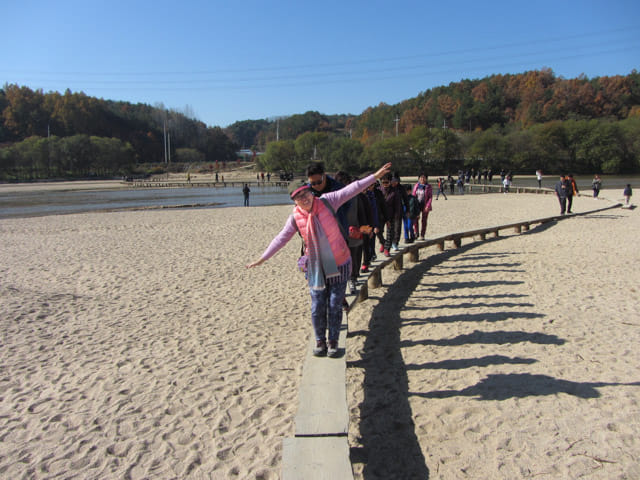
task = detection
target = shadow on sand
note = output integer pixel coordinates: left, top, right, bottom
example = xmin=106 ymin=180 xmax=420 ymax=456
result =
xmin=346 ymin=220 xmax=634 ymax=479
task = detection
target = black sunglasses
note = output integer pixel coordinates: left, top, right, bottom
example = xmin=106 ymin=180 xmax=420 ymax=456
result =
xmin=309 ymin=175 xmax=324 ymax=186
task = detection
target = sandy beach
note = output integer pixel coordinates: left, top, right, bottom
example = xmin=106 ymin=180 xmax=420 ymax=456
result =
xmin=1 ymin=184 xmax=638 ymax=479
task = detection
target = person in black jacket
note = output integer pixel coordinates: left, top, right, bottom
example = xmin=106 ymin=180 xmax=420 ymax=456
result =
xmin=335 ymin=172 xmax=374 ymax=294
xmin=554 ymin=175 xmax=569 ymax=215
xmin=364 ymin=181 xmax=388 ymax=268
xmin=381 ymin=174 xmax=406 ymax=253
xmin=306 ymin=162 xmax=351 ymax=233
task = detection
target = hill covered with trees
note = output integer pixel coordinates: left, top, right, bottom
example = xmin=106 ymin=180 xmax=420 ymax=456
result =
xmin=0 ymin=85 xmax=239 ymax=180
xmin=229 ymin=69 xmax=640 ymax=176
xmin=2 ymin=69 xmax=640 ymax=181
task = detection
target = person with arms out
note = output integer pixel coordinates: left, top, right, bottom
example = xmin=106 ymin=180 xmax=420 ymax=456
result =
xmin=247 ymin=162 xmax=392 ymax=358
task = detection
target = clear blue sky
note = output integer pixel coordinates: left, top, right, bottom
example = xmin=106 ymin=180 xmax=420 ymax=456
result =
xmin=3 ymin=0 xmax=639 ymax=128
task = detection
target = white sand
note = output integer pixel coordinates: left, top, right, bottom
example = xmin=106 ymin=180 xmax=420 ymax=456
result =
xmin=0 ymin=205 xmax=309 ymax=479
xmin=1 ymin=186 xmax=638 ymax=479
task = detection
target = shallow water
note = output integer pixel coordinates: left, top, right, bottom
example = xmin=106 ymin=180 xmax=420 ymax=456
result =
xmin=0 ymin=185 xmax=291 ymax=219
xmin=1 ymin=175 xmax=637 ymax=219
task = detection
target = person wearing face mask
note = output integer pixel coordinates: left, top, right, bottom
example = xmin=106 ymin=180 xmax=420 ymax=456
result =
xmin=247 ymin=162 xmax=392 ymax=358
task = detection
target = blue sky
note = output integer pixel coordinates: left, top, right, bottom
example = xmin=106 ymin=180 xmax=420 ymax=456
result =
xmin=3 ymin=0 xmax=639 ymax=128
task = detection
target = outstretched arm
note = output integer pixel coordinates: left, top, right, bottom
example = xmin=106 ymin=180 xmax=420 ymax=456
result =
xmin=246 ymin=215 xmax=297 ymax=268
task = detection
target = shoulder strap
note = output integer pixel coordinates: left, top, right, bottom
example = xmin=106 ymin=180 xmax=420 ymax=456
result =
xmin=320 ymin=197 xmax=348 ymax=242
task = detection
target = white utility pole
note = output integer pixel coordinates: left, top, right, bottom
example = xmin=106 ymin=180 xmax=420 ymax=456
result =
xmin=163 ymin=120 xmax=168 ymax=163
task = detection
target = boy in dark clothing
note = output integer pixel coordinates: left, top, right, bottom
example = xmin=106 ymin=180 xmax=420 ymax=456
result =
xmin=381 ymin=175 xmax=406 ymax=253
xmin=403 ymin=185 xmax=419 ymax=243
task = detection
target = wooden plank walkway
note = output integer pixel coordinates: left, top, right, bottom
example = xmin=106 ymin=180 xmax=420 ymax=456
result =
xmin=281 ymin=197 xmax=622 ymax=479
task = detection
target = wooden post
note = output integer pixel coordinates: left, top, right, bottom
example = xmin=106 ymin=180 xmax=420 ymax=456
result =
xmin=492 ymin=229 xmax=500 ymax=238
xmin=408 ymin=249 xmax=419 ymax=263
xmin=478 ymin=232 xmax=486 ymax=241
xmin=357 ymin=282 xmax=368 ymax=302
xmin=437 ymin=241 xmax=445 ymax=251
xmin=393 ymin=254 xmax=403 ymax=270
xmin=453 ymin=237 xmax=462 ymax=248
xmin=514 ymin=225 xmax=522 ymax=233
xmin=523 ymin=223 xmax=530 ymax=231
xmin=368 ymin=270 xmax=382 ymax=289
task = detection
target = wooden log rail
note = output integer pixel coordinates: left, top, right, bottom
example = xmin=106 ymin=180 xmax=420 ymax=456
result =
xmin=281 ymin=199 xmax=622 ymax=479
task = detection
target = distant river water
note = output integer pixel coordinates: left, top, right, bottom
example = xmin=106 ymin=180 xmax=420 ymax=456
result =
xmin=0 ymin=175 xmax=636 ymax=220
xmin=0 ymin=184 xmax=291 ymax=219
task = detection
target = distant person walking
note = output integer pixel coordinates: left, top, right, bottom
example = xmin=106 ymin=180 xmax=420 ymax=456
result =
xmin=536 ymin=169 xmax=543 ymax=188
xmin=592 ymin=175 xmax=602 ymax=198
xmin=567 ymin=174 xmax=578 ymax=213
xmin=623 ymin=184 xmax=633 ymax=205
xmin=555 ymin=175 xmax=569 ymax=215
xmin=242 ymin=184 xmax=250 ymax=206
xmin=436 ymin=177 xmax=448 ymax=200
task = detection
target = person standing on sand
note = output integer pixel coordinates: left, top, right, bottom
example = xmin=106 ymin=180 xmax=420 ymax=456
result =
xmin=242 ymin=184 xmax=250 ymax=207
xmin=592 ymin=175 xmax=602 ymax=198
xmin=623 ymin=184 xmax=632 ymax=205
xmin=247 ymin=163 xmax=392 ymax=358
xmin=567 ymin=174 xmax=578 ymax=213
xmin=555 ymin=175 xmax=569 ymax=215
xmin=435 ymin=177 xmax=448 ymax=200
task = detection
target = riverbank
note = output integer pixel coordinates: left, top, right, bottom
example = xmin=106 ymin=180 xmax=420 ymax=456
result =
xmin=0 ymin=189 xmax=637 ymax=478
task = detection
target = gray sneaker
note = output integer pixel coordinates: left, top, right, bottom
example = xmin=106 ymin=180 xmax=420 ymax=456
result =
xmin=313 ymin=339 xmax=327 ymax=357
xmin=327 ymin=340 xmax=339 ymax=358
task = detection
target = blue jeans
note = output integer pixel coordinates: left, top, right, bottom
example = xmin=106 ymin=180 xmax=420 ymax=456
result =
xmin=309 ymin=278 xmax=347 ymax=342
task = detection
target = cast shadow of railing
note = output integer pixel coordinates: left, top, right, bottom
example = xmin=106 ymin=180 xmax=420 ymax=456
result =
xmin=345 ymin=210 xmax=624 ymax=479
xmin=412 ymin=373 xmax=640 ymax=400
xmin=348 ymin=237 xmax=537 ymax=479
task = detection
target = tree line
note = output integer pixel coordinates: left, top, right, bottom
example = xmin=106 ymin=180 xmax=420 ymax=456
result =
xmin=3 ymin=69 xmax=640 ymax=181
xmin=256 ymin=116 xmax=640 ymax=176
xmin=0 ymin=85 xmax=239 ymax=180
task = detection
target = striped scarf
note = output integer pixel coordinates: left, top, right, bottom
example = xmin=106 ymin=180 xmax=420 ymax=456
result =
xmin=305 ymin=205 xmax=340 ymax=290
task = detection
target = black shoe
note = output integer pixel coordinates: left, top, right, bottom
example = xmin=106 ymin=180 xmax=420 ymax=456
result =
xmin=313 ymin=340 xmax=327 ymax=357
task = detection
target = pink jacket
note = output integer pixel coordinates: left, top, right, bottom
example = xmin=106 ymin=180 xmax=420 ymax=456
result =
xmin=412 ymin=182 xmax=433 ymax=212
xmin=292 ymin=198 xmax=350 ymax=265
